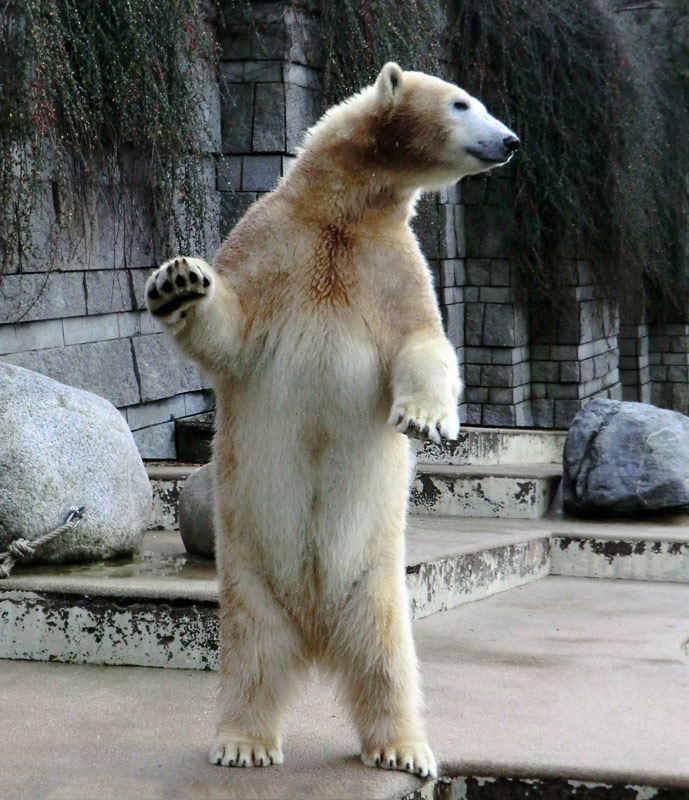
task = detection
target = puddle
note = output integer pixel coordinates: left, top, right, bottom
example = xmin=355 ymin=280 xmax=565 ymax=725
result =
xmin=5 ymin=538 xmax=215 ymax=583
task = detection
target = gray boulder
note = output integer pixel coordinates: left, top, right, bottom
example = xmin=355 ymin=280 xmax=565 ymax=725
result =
xmin=563 ymin=398 xmax=689 ymax=516
xmin=0 ymin=363 xmax=151 ymax=564
xmin=179 ymin=463 xmax=215 ymax=559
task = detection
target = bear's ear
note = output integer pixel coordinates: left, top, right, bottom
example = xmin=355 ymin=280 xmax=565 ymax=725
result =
xmin=375 ymin=62 xmax=404 ymax=106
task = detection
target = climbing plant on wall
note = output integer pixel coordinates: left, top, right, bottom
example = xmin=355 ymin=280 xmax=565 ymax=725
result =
xmin=319 ymin=0 xmax=443 ymax=104
xmin=449 ymin=0 xmax=689 ymax=325
xmin=0 ymin=0 xmax=218 ymax=275
xmin=319 ymin=0 xmax=689 ymax=325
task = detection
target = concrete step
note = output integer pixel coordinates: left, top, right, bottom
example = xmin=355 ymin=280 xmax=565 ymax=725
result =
xmin=0 ymin=518 xmax=550 ymax=670
xmin=414 ymin=426 xmax=565 ymax=466
xmin=2 ymin=514 xmax=687 ymax=673
xmin=169 ymin=422 xmax=567 ymax=470
xmin=147 ymin=459 xmax=564 ymax=529
xmin=147 ymin=427 xmax=567 ymax=528
xmin=4 ymin=575 xmax=689 ymax=800
xmin=411 ymin=463 xmax=562 ymax=519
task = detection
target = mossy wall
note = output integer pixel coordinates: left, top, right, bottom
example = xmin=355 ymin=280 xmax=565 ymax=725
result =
xmin=1 ymin=0 xmax=688 ymax=453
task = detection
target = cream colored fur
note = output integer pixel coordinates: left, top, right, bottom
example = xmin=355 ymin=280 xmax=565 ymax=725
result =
xmin=145 ymin=63 xmax=517 ymax=779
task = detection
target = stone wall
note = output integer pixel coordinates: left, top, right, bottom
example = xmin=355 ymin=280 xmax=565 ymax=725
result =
xmin=216 ymin=1 xmax=322 ymax=231
xmin=0 ymin=196 xmax=216 ymax=458
xmin=1 ymin=0 xmax=688 ymax=459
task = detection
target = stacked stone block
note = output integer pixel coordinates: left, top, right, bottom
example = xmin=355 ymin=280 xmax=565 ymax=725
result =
xmin=216 ymin=2 xmax=322 ymax=234
xmin=460 ymin=175 xmax=532 ymax=426
xmin=618 ymin=322 xmax=652 ymax=404
xmin=530 ymin=267 xmax=622 ymax=428
xmin=0 ymin=264 xmax=214 ymax=458
xmin=463 ymin=259 xmax=531 ymax=426
xmin=649 ymin=324 xmax=689 ymax=414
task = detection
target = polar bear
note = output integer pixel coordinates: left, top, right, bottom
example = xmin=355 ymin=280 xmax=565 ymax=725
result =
xmin=145 ymin=63 xmax=518 ymax=778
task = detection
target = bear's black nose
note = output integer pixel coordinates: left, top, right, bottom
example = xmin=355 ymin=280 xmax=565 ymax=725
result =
xmin=503 ymin=135 xmax=520 ymax=152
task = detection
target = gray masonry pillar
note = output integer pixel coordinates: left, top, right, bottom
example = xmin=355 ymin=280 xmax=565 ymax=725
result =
xmin=619 ymin=322 xmax=652 ymax=403
xmin=460 ymin=174 xmax=532 ymax=426
xmin=531 ymin=264 xmax=622 ymax=428
xmin=649 ymin=323 xmax=689 ymax=414
xmin=216 ymin=1 xmax=323 ymax=234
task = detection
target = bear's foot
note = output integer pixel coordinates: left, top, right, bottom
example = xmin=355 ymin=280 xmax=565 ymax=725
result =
xmin=145 ymin=256 xmax=214 ymax=323
xmin=209 ymin=734 xmax=283 ymax=768
xmin=361 ymin=741 xmax=437 ymax=778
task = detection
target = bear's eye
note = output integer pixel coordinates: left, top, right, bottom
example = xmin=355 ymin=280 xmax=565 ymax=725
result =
xmin=453 ymin=100 xmax=469 ymax=111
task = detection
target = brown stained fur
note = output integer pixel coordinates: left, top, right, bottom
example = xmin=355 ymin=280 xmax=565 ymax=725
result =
xmin=309 ymin=223 xmax=356 ymax=309
xmin=365 ymin=102 xmax=449 ymax=173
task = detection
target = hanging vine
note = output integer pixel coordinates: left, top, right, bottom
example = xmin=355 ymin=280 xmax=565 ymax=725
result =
xmin=319 ymin=0 xmax=443 ymax=105
xmin=0 ymin=0 xmax=219 ymax=276
xmin=449 ymin=0 xmax=689 ymax=325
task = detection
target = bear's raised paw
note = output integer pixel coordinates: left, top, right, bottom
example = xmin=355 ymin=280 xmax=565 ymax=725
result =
xmin=145 ymin=256 xmax=214 ymax=323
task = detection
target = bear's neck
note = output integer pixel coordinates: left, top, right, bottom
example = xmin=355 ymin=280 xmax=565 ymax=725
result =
xmin=281 ymin=148 xmax=418 ymax=226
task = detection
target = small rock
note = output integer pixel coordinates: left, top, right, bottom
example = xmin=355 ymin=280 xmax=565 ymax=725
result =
xmin=179 ymin=463 xmax=215 ymax=559
xmin=563 ymin=398 xmax=689 ymax=516
xmin=0 ymin=363 xmax=151 ymax=564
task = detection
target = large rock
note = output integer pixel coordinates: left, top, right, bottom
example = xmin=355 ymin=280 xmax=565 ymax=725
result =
xmin=178 ymin=463 xmax=215 ymax=559
xmin=563 ymin=398 xmax=689 ymax=516
xmin=0 ymin=363 xmax=151 ymax=564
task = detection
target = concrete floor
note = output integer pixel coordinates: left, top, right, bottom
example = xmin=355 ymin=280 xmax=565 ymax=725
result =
xmin=3 ymin=575 xmax=689 ymax=800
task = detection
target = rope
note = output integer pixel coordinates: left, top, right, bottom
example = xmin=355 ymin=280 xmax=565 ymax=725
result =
xmin=0 ymin=506 xmax=86 ymax=579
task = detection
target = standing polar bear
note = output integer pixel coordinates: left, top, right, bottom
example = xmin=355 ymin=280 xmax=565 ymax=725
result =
xmin=146 ymin=63 xmax=518 ymax=778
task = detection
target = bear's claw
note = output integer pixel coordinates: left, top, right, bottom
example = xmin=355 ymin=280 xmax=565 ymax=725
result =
xmin=209 ymin=735 xmax=283 ymax=769
xmin=389 ymin=402 xmax=459 ymax=444
xmin=362 ymin=742 xmax=437 ymax=778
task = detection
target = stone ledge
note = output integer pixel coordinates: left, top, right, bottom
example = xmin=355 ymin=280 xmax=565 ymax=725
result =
xmin=411 ymin=465 xmax=561 ymax=520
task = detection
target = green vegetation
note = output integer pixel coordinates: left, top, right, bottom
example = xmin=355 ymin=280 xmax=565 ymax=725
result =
xmin=321 ymin=0 xmax=689 ymax=325
xmin=450 ymin=0 xmax=689 ymax=325
xmin=1 ymin=0 xmax=687 ymax=327
xmin=320 ymin=0 xmax=442 ymax=103
xmin=0 ymin=0 xmax=217 ymax=273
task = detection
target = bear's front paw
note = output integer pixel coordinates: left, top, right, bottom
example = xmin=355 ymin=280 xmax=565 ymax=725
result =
xmin=388 ymin=399 xmax=459 ymax=444
xmin=145 ymin=256 xmax=214 ymax=324
xmin=209 ymin=733 xmax=283 ymax=768
xmin=362 ymin=741 xmax=437 ymax=778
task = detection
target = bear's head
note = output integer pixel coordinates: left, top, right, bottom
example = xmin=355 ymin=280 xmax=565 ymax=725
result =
xmin=306 ymin=63 xmax=519 ymax=191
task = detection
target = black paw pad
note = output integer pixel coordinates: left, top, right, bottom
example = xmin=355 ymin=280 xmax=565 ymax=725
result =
xmin=148 ymin=287 xmax=160 ymax=300
xmin=175 ymin=274 xmax=186 ymax=287
xmin=202 ymin=276 xmax=211 ymax=287
xmin=189 ymin=271 xmax=199 ymax=284
xmin=162 ymin=280 xmax=173 ymax=293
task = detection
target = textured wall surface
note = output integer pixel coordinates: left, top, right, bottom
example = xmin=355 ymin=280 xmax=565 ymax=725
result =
xmin=1 ymin=0 xmax=687 ymax=455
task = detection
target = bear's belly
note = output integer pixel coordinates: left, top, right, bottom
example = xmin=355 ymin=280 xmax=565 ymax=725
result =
xmin=214 ymin=319 xmax=406 ymax=594
xmin=250 ymin=317 xmax=387 ymax=428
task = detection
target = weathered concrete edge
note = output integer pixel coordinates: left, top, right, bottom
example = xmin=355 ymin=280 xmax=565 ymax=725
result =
xmin=0 ymin=538 xmax=550 ymax=670
xmin=408 ymin=538 xmax=551 ymax=620
xmin=551 ymin=536 xmax=689 ymax=583
xmin=0 ymin=590 xmax=219 ymax=670
xmin=414 ymin=427 xmax=567 ymax=468
xmin=402 ymin=775 xmax=689 ymax=800
xmin=410 ymin=473 xmax=559 ymax=520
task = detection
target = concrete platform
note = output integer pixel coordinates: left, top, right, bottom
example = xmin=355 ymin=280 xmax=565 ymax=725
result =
xmin=147 ymin=425 xmax=567 ymax=530
xmin=0 ymin=519 xmax=550 ymax=669
xmin=2 ymin=514 xmax=688 ymax=670
xmin=3 ymin=576 xmax=688 ymax=800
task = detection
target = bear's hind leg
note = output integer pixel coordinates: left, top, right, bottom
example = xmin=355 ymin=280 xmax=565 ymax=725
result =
xmin=210 ymin=567 xmax=304 ymax=768
xmin=330 ymin=568 xmax=437 ymax=778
